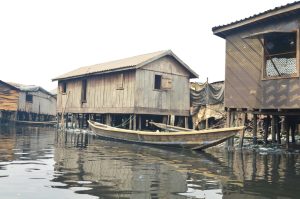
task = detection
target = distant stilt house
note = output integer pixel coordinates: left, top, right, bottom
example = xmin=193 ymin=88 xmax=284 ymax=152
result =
xmin=0 ymin=80 xmax=57 ymax=122
xmin=52 ymin=50 xmax=198 ymax=129
xmin=212 ymin=2 xmax=300 ymax=144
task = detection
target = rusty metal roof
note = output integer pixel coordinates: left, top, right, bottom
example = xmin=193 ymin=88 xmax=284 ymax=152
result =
xmin=213 ymin=1 xmax=300 ymax=37
xmin=52 ymin=50 xmax=198 ymax=81
xmin=0 ymin=80 xmax=55 ymax=97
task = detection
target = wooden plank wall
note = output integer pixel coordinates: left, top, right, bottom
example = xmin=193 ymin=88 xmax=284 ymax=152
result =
xmin=135 ymin=56 xmax=190 ymax=116
xmin=0 ymin=83 xmax=19 ymax=111
xmin=18 ymin=91 xmax=57 ymax=115
xmin=225 ymin=17 xmax=300 ymax=109
xmin=57 ymin=71 xmax=136 ymax=113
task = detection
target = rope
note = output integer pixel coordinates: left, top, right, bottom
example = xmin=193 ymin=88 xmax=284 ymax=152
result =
xmin=114 ymin=115 xmax=136 ymax=128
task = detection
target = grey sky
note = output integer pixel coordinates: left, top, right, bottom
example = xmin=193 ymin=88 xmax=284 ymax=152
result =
xmin=0 ymin=0 xmax=295 ymax=91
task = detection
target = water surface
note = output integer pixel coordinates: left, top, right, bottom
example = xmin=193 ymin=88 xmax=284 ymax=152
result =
xmin=0 ymin=125 xmax=299 ymax=199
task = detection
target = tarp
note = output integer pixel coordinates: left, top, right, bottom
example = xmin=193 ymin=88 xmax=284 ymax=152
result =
xmin=190 ymin=82 xmax=224 ymax=116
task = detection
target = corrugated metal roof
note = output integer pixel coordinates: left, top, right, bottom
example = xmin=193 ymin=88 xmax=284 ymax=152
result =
xmin=212 ymin=1 xmax=300 ymax=36
xmin=52 ymin=50 xmax=198 ymax=81
xmin=3 ymin=81 xmax=55 ymax=97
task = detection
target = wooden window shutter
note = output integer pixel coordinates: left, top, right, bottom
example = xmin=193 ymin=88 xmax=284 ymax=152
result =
xmin=161 ymin=76 xmax=172 ymax=89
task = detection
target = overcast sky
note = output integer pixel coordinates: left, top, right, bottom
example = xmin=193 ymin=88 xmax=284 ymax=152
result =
xmin=0 ymin=0 xmax=295 ymax=91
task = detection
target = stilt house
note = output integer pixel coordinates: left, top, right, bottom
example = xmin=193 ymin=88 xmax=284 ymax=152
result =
xmin=212 ymin=2 xmax=300 ymax=144
xmin=52 ymin=50 xmax=198 ymax=129
xmin=0 ymin=80 xmax=57 ymax=122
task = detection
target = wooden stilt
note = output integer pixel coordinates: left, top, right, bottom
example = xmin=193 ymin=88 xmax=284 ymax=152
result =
xmin=277 ymin=116 xmax=281 ymax=144
xmin=184 ymin=116 xmax=188 ymax=129
xmin=138 ymin=115 xmax=142 ymax=130
xmin=65 ymin=114 xmax=68 ymax=129
xmin=133 ymin=114 xmax=137 ymax=131
xmin=239 ymin=112 xmax=246 ymax=148
xmin=271 ymin=116 xmax=276 ymax=143
xmin=253 ymin=114 xmax=258 ymax=144
xmin=129 ymin=114 xmax=132 ymax=130
xmin=226 ymin=110 xmax=231 ymax=128
xmin=291 ymin=119 xmax=296 ymax=143
xmin=263 ymin=115 xmax=270 ymax=144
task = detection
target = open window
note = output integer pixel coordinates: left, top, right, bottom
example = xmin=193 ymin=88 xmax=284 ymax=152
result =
xmin=81 ymin=79 xmax=87 ymax=103
xmin=61 ymin=82 xmax=67 ymax=93
xmin=263 ymin=32 xmax=298 ymax=78
xmin=26 ymin=94 xmax=33 ymax=103
xmin=154 ymin=75 xmax=162 ymax=90
xmin=154 ymin=74 xmax=172 ymax=90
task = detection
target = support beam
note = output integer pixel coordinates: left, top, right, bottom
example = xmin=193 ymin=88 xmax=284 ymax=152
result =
xmin=184 ymin=116 xmax=188 ymax=129
xmin=226 ymin=111 xmax=231 ymax=128
xmin=138 ymin=115 xmax=142 ymax=130
xmin=271 ymin=116 xmax=276 ymax=143
xmin=133 ymin=114 xmax=137 ymax=131
xmin=253 ymin=114 xmax=258 ymax=144
xmin=129 ymin=115 xmax=132 ymax=130
xmin=263 ymin=115 xmax=270 ymax=144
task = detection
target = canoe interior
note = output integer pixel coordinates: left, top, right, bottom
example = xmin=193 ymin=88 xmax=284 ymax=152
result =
xmin=88 ymin=120 xmax=244 ymax=150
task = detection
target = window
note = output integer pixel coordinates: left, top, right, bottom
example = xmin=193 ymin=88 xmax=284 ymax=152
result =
xmin=81 ymin=79 xmax=87 ymax=103
xmin=263 ymin=32 xmax=297 ymax=78
xmin=154 ymin=75 xmax=162 ymax=90
xmin=61 ymin=82 xmax=67 ymax=93
xmin=26 ymin=94 xmax=33 ymax=103
xmin=117 ymin=73 xmax=124 ymax=90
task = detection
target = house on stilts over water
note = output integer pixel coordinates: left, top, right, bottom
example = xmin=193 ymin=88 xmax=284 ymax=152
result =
xmin=212 ymin=2 xmax=300 ymax=145
xmin=52 ymin=50 xmax=198 ymax=130
xmin=0 ymin=80 xmax=57 ymax=123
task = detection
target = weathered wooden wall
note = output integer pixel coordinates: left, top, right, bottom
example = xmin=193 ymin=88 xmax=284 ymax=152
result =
xmin=18 ymin=91 xmax=56 ymax=115
xmin=0 ymin=83 xmax=19 ymax=111
xmin=225 ymin=16 xmax=300 ymax=109
xmin=135 ymin=56 xmax=190 ymax=116
xmin=56 ymin=56 xmax=191 ymax=116
xmin=57 ymin=71 xmax=136 ymax=113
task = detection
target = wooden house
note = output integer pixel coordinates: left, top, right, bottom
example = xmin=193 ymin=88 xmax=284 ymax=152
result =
xmin=52 ymin=50 xmax=198 ymax=129
xmin=212 ymin=2 xmax=300 ymax=144
xmin=0 ymin=80 xmax=57 ymax=122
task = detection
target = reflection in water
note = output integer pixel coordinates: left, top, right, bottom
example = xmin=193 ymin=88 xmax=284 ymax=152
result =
xmin=0 ymin=126 xmax=299 ymax=199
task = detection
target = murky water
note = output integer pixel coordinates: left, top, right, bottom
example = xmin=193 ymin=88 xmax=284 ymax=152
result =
xmin=0 ymin=125 xmax=300 ymax=199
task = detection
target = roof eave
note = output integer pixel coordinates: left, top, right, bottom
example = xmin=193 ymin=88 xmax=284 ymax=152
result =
xmin=212 ymin=3 xmax=300 ymax=38
xmin=52 ymin=66 xmax=136 ymax=82
xmin=136 ymin=50 xmax=199 ymax=79
xmin=0 ymin=80 xmax=20 ymax=91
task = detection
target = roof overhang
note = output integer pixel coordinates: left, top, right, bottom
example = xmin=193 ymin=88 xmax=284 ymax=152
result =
xmin=212 ymin=2 xmax=300 ymax=38
xmin=52 ymin=50 xmax=199 ymax=81
xmin=0 ymin=80 xmax=20 ymax=91
xmin=242 ymin=30 xmax=294 ymax=39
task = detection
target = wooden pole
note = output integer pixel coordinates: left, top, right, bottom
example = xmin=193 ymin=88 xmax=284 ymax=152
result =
xmin=271 ymin=116 xmax=276 ymax=143
xmin=263 ymin=115 xmax=270 ymax=144
xmin=226 ymin=110 xmax=231 ymax=128
xmin=129 ymin=115 xmax=132 ymax=130
xmin=239 ymin=112 xmax=246 ymax=148
xmin=253 ymin=114 xmax=258 ymax=144
xmin=138 ymin=115 xmax=142 ymax=130
xmin=184 ymin=116 xmax=188 ymax=129
xmin=133 ymin=114 xmax=137 ymax=131
xmin=277 ymin=116 xmax=281 ymax=144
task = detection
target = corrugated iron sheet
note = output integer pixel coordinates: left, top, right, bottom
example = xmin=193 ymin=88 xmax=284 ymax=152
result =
xmin=53 ymin=50 xmax=168 ymax=81
xmin=212 ymin=1 xmax=300 ymax=33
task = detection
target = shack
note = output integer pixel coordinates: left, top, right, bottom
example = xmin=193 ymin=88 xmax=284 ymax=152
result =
xmin=0 ymin=80 xmax=57 ymax=122
xmin=52 ymin=50 xmax=198 ymax=130
xmin=212 ymin=2 xmax=300 ymax=144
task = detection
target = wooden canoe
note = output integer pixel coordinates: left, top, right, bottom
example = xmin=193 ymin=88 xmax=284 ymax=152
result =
xmin=15 ymin=120 xmax=57 ymax=126
xmin=88 ymin=120 xmax=244 ymax=150
xmin=149 ymin=121 xmax=192 ymax=132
